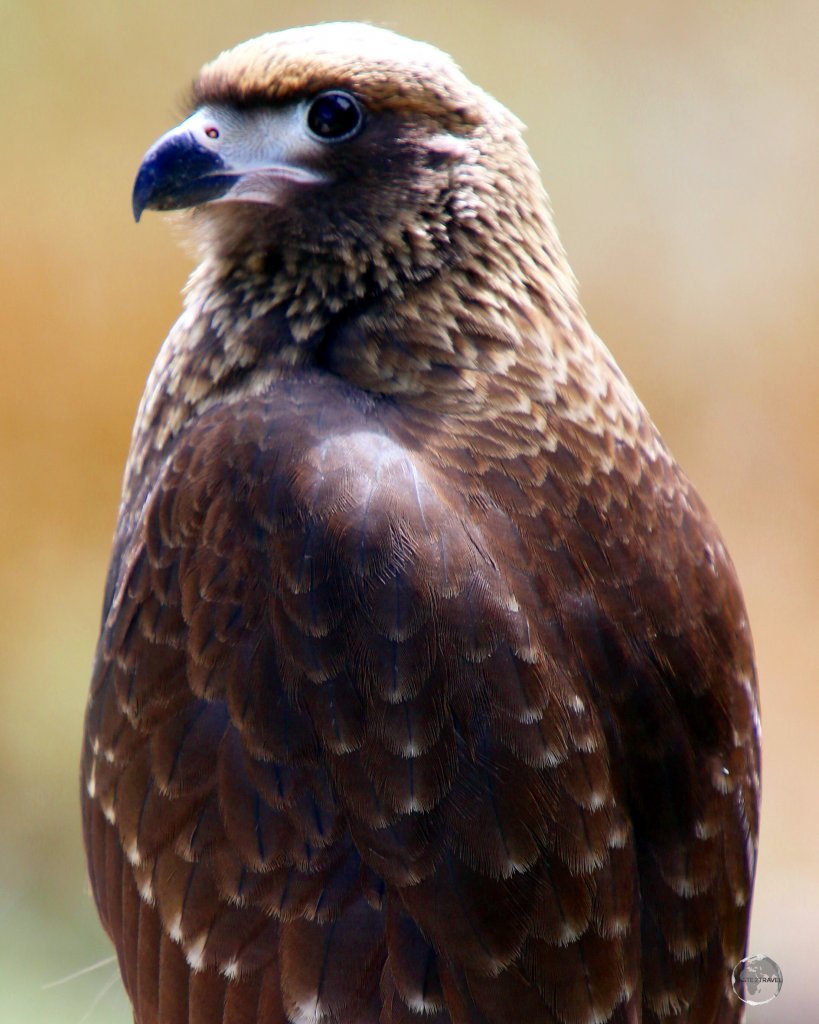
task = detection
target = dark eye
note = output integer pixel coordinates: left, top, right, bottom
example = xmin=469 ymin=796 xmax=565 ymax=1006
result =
xmin=306 ymin=91 xmax=364 ymax=142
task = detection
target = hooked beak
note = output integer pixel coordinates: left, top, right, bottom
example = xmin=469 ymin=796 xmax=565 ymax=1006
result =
xmin=132 ymin=109 xmax=326 ymax=222
xmin=132 ymin=124 xmax=234 ymax=222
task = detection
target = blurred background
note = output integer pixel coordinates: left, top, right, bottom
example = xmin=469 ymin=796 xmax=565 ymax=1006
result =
xmin=1 ymin=0 xmax=816 ymax=1020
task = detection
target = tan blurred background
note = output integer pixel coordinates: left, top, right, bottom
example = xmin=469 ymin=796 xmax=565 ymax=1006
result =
xmin=1 ymin=1 xmax=816 ymax=1020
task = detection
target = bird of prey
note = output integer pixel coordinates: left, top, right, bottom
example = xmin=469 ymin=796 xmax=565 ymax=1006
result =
xmin=81 ymin=22 xmax=760 ymax=1024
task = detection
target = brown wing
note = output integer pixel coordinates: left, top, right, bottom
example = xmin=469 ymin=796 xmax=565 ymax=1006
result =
xmin=81 ymin=372 xmax=758 ymax=1024
xmin=536 ymin=476 xmax=761 ymax=1024
xmin=396 ymin=368 xmax=761 ymax=1024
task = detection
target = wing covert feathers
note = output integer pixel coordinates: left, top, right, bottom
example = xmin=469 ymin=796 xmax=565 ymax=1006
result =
xmin=82 ymin=376 xmax=758 ymax=1024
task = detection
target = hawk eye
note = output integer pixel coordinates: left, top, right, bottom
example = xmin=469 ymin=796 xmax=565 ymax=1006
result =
xmin=306 ymin=91 xmax=364 ymax=142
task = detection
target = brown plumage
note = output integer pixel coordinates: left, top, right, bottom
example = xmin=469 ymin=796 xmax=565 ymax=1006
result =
xmin=81 ymin=22 xmax=759 ymax=1024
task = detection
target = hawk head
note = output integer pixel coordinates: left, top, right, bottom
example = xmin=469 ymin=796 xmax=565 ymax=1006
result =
xmin=131 ymin=23 xmax=576 ymax=327
xmin=130 ymin=21 xmax=585 ymax=406
xmin=135 ymin=26 xmax=500 ymax=264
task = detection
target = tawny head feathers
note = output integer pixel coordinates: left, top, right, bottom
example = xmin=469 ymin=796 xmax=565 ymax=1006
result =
xmin=193 ymin=22 xmax=494 ymax=125
xmin=134 ymin=23 xmax=564 ymax=308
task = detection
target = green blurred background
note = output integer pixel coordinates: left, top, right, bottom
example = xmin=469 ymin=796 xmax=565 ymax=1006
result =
xmin=1 ymin=1 xmax=816 ymax=1020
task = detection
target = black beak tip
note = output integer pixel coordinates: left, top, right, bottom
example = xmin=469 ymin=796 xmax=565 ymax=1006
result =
xmin=132 ymin=178 xmax=148 ymax=223
xmin=131 ymin=149 xmax=165 ymax=223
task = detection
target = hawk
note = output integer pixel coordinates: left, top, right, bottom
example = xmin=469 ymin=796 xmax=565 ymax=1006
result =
xmin=81 ymin=22 xmax=760 ymax=1024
